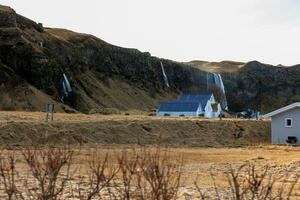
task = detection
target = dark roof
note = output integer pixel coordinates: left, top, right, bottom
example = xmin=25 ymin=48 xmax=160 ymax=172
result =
xmin=158 ymin=102 xmax=200 ymax=112
xmin=178 ymin=93 xmax=212 ymax=110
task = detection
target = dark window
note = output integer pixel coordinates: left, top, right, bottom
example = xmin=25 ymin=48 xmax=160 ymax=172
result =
xmin=285 ymin=118 xmax=292 ymax=127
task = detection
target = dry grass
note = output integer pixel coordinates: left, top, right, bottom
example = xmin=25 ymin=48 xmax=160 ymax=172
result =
xmin=0 ymin=111 xmax=266 ymax=123
xmin=0 ymin=5 xmax=13 ymax=12
xmin=0 ymin=144 xmax=299 ymax=199
xmin=0 ymin=111 xmax=270 ymax=147
xmin=188 ymin=60 xmax=245 ymax=73
xmin=0 ymin=146 xmax=184 ymax=199
xmin=0 ymin=112 xmax=281 ymax=199
xmin=0 ymin=145 xmax=298 ymax=199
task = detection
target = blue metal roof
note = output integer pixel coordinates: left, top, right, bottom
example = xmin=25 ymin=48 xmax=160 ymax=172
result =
xmin=178 ymin=93 xmax=212 ymax=110
xmin=158 ymin=102 xmax=200 ymax=112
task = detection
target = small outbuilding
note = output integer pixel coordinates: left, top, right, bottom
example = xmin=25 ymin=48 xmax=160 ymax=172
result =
xmin=264 ymin=102 xmax=300 ymax=145
xmin=156 ymin=93 xmax=221 ymax=118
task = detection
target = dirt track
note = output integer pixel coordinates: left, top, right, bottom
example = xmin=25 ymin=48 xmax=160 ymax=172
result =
xmin=0 ymin=111 xmax=270 ymax=146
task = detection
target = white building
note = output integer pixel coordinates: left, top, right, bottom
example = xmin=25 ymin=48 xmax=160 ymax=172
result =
xmin=156 ymin=93 xmax=221 ymax=118
xmin=264 ymin=102 xmax=300 ymax=145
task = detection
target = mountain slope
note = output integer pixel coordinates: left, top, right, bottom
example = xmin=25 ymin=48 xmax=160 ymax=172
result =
xmin=187 ymin=60 xmax=300 ymax=113
xmin=0 ymin=5 xmax=209 ymax=113
xmin=2 ymin=5 xmax=300 ymax=114
xmin=223 ymin=61 xmax=300 ymax=113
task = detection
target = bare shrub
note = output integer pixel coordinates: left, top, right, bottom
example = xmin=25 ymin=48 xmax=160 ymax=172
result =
xmin=0 ymin=150 xmax=23 ymax=200
xmin=114 ymin=149 xmax=140 ymax=200
xmin=225 ymin=163 xmax=299 ymax=200
xmin=114 ymin=147 xmax=183 ymax=200
xmin=76 ymin=151 xmax=119 ymax=200
xmin=195 ymin=162 xmax=300 ymax=200
xmin=21 ymin=145 xmax=74 ymax=200
xmin=0 ymin=145 xmax=182 ymax=200
xmin=139 ymin=148 xmax=182 ymax=200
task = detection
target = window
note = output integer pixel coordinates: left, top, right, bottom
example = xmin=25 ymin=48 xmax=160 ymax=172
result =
xmin=285 ymin=118 xmax=293 ymax=127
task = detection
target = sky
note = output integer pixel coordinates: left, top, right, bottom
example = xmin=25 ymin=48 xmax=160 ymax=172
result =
xmin=2 ymin=0 xmax=300 ymax=66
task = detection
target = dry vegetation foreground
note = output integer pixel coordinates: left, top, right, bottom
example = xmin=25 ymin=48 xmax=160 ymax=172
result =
xmin=0 ymin=145 xmax=300 ymax=199
xmin=0 ymin=111 xmax=288 ymax=199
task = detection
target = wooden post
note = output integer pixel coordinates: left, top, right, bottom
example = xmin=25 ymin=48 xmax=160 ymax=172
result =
xmin=45 ymin=104 xmax=54 ymax=122
xmin=46 ymin=104 xmax=49 ymax=122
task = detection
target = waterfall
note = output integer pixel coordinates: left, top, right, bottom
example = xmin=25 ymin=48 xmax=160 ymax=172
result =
xmin=207 ymin=73 xmax=228 ymax=110
xmin=217 ymin=74 xmax=225 ymax=93
xmin=215 ymin=73 xmax=228 ymax=110
xmin=63 ymin=73 xmax=72 ymax=93
xmin=160 ymin=62 xmax=170 ymax=88
xmin=61 ymin=73 xmax=72 ymax=102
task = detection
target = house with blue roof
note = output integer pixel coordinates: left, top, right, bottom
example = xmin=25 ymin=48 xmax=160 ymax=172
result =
xmin=156 ymin=93 xmax=221 ymax=118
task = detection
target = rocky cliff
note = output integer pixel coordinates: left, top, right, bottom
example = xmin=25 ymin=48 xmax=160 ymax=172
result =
xmin=1 ymin=5 xmax=300 ymax=114
xmin=0 ymin=5 xmax=208 ymax=113
xmin=223 ymin=61 xmax=300 ymax=113
xmin=189 ymin=60 xmax=300 ymax=113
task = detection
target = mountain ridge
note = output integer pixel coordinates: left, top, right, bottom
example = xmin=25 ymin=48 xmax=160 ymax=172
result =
xmin=0 ymin=5 xmax=207 ymax=113
xmin=1 ymin=5 xmax=300 ymax=113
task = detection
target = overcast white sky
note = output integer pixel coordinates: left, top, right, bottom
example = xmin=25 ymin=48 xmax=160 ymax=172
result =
xmin=2 ymin=0 xmax=300 ymax=65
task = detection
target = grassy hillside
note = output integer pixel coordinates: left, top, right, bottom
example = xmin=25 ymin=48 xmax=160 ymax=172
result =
xmin=187 ymin=60 xmax=245 ymax=73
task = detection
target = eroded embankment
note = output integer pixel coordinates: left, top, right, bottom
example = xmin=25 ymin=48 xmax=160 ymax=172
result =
xmin=0 ymin=116 xmax=270 ymax=146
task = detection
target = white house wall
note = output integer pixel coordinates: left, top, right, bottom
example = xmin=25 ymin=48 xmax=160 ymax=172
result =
xmin=271 ymin=107 xmax=300 ymax=145
xmin=157 ymin=111 xmax=199 ymax=117
xmin=204 ymin=101 xmax=213 ymax=118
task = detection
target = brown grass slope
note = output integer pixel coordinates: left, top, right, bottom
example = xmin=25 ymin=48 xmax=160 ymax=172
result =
xmin=187 ymin=60 xmax=245 ymax=73
xmin=0 ymin=114 xmax=270 ymax=146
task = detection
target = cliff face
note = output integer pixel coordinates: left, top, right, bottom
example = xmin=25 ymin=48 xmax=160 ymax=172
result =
xmin=223 ymin=61 xmax=300 ymax=113
xmin=188 ymin=60 xmax=300 ymax=113
xmin=1 ymin=5 xmax=300 ymax=114
xmin=0 ymin=5 xmax=208 ymax=113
